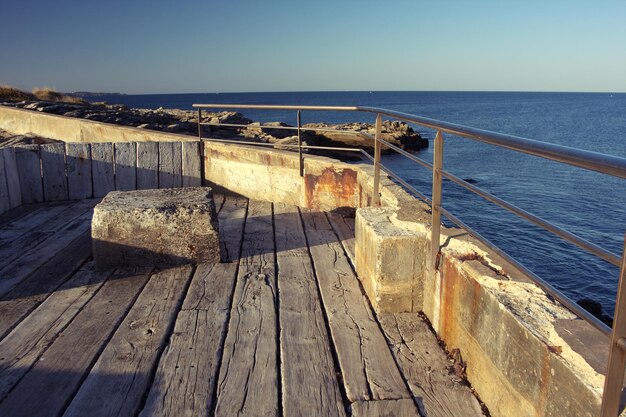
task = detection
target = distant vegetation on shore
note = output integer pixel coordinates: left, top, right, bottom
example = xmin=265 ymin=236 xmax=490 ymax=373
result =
xmin=0 ymin=85 xmax=87 ymax=104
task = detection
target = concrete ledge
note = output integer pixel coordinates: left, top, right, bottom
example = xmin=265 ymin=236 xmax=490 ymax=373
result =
xmin=0 ymin=105 xmax=196 ymax=143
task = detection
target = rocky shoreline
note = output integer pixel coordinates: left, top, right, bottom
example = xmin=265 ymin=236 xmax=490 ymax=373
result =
xmin=0 ymin=100 xmax=428 ymax=157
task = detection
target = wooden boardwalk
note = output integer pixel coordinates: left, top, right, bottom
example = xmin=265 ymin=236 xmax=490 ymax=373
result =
xmin=0 ymin=195 xmax=483 ymax=417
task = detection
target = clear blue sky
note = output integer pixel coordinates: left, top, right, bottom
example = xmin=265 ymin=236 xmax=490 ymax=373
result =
xmin=1 ymin=0 xmax=625 ymax=94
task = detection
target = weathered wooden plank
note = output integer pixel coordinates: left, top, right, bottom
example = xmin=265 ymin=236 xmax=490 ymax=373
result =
xmin=65 ymin=143 xmax=93 ymax=199
xmin=136 ymin=141 xmax=159 ymax=189
xmin=218 ymin=195 xmax=248 ymax=262
xmin=91 ymin=142 xmax=114 ymax=197
xmin=182 ymin=141 xmax=202 ymax=187
xmin=140 ymin=263 xmax=238 ymax=417
xmin=0 ymin=151 xmax=10 ymax=213
xmin=379 ymin=313 xmax=484 ymax=417
xmin=0 ymin=268 xmax=151 ymax=417
xmin=301 ymin=210 xmax=412 ymax=403
xmin=327 ymin=210 xmax=356 ymax=265
xmin=2 ymin=147 xmax=22 ymax=208
xmin=214 ymin=200 xmax=278 ymax=417
xmin=0 ymin=199 xmax=95 ymax=271
xmin=0 ymin=200 xmax=97 ymax=297
xmin=158 ymin=141 xmax=175 ymax=188
xmin=15 ymin=145 xmax=43 ymax=204
xmin=274 ymin=203 xmax=346 ymax=417
xmin=114 ymin=141 xmax=137 ymax=191
xmin=0 ymin=201 xmax=75 ymax=243
xmin=172 ymin=141 xmax=182 ymax=187
xmin=64 ymin=265 xmax=193 ymax=417
xmin=0 ymin=262 xmax=110 ymax=399
xmin=350 ymin=399 xmax=421 ymax=417
xmin=213 ymin=193 xmax=225 ymax=214
xmin=0 ymin=232 xmax=92 ymax=340
xmin=0 ymin=202 xmax=46 ymax=228
xmin=40 ymin=143 xmax=68 ymax=201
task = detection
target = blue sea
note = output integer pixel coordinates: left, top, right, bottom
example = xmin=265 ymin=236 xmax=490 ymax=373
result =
xmin=84 ymin=91 xmax=626 ymax=317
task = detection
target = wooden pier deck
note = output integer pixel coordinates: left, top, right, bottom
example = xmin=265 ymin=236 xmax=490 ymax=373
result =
xmin=0 ymin=195 xmax=483 ymax=417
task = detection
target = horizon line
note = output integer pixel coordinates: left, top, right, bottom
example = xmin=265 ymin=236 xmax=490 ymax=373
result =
xmin=71 ymin=89 xmax=626 ymax=96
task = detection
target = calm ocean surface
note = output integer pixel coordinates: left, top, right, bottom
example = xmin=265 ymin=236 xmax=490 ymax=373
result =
xmin=86 ymin=91 xmax=626 ymax=316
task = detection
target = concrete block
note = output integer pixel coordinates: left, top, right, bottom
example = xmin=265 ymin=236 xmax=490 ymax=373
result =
xmin=355 ymin=207 xmax=427 ymax=313
xmin=92 ymin=187 xmax=220 ymax=269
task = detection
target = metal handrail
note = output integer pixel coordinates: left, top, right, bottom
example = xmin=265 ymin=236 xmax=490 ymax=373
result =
xmin=193 ymin=103 xmax=626 ymax=416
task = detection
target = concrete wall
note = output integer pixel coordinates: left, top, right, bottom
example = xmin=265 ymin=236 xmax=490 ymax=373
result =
xmin=0 ymin=105 xmax=196 ymax=143
xmin=203 ymin=141 xmax=371 ymax=211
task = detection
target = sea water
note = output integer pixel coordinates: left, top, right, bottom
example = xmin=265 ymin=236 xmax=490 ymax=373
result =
xmin=84 ymin=91 xmax=626 ymax=316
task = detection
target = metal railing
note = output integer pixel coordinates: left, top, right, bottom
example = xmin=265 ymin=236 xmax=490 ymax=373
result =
xmin=193 ymin=103 xmax=626 ymax=416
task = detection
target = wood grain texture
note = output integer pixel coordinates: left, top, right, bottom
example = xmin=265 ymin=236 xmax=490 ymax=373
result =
xmin=350 ymin=399 xmax=421 ymax=417
xmin=40 ymin=143 xmax=68 ymax=201
xmin=65 ymin=143 xmax=93 ymax=200
xmin=218 ymin=195 xmax=248 ymax=262
xmin=0 ymin=232 xmax=92 ymax=340
xmin=0 ymin=262 xmax=110 ymax=399
xmin=379 ymin=313 xmax=485 ymax=417
xmin=2 ymin=147 xmax=22 ymax=209
xmin=0 ymin=201 xmax=45 ymax=228
xmin=214 ymin=200 xmax=278 ymax=417
xmin=15 ymin=145 xmax=43 ymax=204
xmin=274 ymin=203 xmax=346 ymax=417
xmin=136 ymin=141 xmax=159 ymax=189
xmin=327 ymin=211 xmax=356 ymax=266
xmin=158 ymin=142 xmax=182 ymax=189
xmin=140 ymin=263 xmax=238 ymax=417
xmin=182 ymin=141 xmax=202 ymax=187
xmin=0 ymin=151 xmax=10 ymax=213
xmin=91 ymin=142 xmax=114 ymax=197
xmin=301 ymin=210 xmax=411 ymax=403
xmin=172 ymin=141 xmax=183 ymax=187
xmin=0 ymin=200 xmax=97 ymax=297
xmin=63 ymin=265 xmax=194 ymax=417
xmin=114 ymin=141 xmax=137 ymax=191
xmin=0 ymin=268 xmax=151 ymax=417
xmin=0 ymin=201 xmax=75 ymax=245
xmin=0 ymin=199 xmax=94 ymax=272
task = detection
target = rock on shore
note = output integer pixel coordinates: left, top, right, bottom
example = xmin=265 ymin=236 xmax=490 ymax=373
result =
xmin=0 ymin=100 xmax=428 ymax=155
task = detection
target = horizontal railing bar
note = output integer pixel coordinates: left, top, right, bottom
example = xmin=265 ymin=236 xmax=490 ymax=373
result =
xmin=199 ymin=122 xmax=369 ymax=136
xmin=378 ymin=162 xmax=430 ymax=203
xmin=194 ymin=103 xmax=359 ymax=111
xmin=359 ymin=149 xmax=375 ymax=163
xmin=441 ymin=169 xmax=622 ymax=266
xmin=439 ymin=206 xmax=612 ymax=337
xmin=358 ymin=106 xmax=626 ymax=179
xmin=377 ymin=138 xmax=434 ymax=170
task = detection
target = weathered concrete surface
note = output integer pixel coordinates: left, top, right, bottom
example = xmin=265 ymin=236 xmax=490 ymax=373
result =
xmin=355 ymin=207 xmax=426 ymax=313
xmin=92 ymin=187 xmax=220 ymax=269
xmin=203 ymin=141 xmax=362 ymax=211
xmin=0 ymin=105 xmax=196 ymax=143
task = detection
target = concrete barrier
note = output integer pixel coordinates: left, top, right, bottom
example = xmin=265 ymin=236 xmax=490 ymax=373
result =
xmin=0 ymin=105 xmax=196 ymax=143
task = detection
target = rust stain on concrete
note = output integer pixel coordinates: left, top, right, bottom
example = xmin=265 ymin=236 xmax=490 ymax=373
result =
xmin=303 ymin=167 xmax=357 ymax=209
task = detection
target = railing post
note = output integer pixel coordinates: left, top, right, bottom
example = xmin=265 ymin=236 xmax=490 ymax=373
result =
xmin=431 ymin=130 xmax=444 ymax=270
xmin=197 ymin=108 xmax=202 ymax=140
xmin=372 ymin=113 xmax=382 ymax=206
xmin=297 ymin=110 xmax=303 ymax=177
xmin=600 ymin=235 xmax=626 ymax=417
